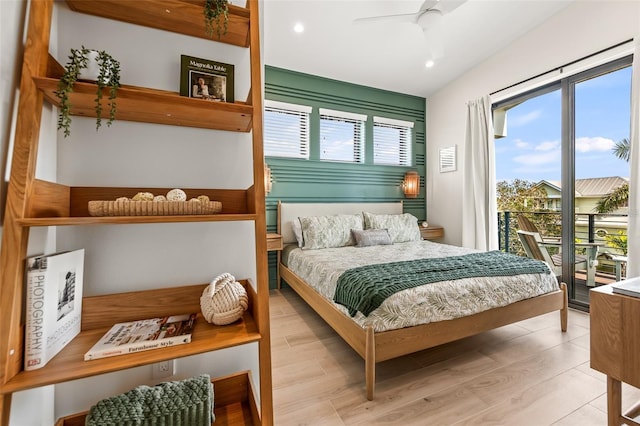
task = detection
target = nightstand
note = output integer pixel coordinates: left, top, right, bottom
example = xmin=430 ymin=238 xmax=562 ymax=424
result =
xmin=266 ymin=233 xmax=283 ymax=252
xmin=267 ymin=233 xmax=284 ymax=289
xmin=420 ymin=225 xmax=444 ymax=241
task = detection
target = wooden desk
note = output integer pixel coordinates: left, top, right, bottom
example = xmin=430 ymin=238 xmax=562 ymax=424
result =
xmin=590 ymin=281 xmax=640 ymax=426
xmin=420 ymin=225 xmax=444 ymax=241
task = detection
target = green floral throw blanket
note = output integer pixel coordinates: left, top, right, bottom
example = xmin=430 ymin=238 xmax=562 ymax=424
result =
xmin=334 ymin=250 xmax=550 ymax=317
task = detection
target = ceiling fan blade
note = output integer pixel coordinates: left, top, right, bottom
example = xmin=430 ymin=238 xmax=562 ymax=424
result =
xmin=419 ymin=0 xmax=440 ymax=12
xmin=353 ymin=12 xmax=419 ymax=26
xmin=435 ymin=0 xmax=468 ymax=14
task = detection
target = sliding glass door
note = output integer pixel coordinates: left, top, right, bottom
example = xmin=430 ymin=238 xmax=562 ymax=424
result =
xmin=570 ymin=62 xmax=632 ymax=304
xmin=495 ymin=55 xmax=632 ymax=309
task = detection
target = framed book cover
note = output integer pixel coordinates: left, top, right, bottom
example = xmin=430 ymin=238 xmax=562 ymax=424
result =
xmin=85 ymin=313 xmax=197 ymax=361
xmin=180 ymin=55 xmax=234 ymax=103
xmin=24 ymin=249 xmax=85 ymax=370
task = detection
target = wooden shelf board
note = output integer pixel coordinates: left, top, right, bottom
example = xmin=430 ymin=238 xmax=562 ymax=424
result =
xmin=54 ymin=370 xmax=259 ymax=426
xmin=22 ymin=180 xmax=256 ymax=224
xmin=0 ymin=283 xmax=260 ymax=394
xmin=33 ymin=77 xmax=253 ymax=132
xmin=17 ymin=213 xmax=258 ymax=227
xmin=65 ymin=0 xmax=251 ymax=47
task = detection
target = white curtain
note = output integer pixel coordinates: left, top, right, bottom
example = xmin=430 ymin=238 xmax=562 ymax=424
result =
xmin=462 ymin=95 xmax=498 ymax=251
xmin=627 ymin=38 xmax=640 ymax=278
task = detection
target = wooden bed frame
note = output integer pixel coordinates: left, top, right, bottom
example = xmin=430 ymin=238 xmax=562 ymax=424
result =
xmin=276 ymin=201 xmax=568 ymax=401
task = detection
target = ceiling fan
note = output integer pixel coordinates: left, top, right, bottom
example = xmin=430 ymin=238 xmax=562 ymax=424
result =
xmin=353 ymin=0 xmax=467 ymax=61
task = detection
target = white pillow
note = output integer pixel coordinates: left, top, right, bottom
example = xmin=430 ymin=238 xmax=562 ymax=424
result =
xmin=299 ymin=214 xmax=363 ymax=250
xmin=363 ymin=212 xmax=421 ymax=243
xmin=291 ymin=218 xmax=304 ymax=247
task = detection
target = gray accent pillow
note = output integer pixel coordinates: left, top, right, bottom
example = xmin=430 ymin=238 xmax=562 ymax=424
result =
xmin=299 ymin=214 xmax=363 ymax=250
xmin=351 ymin=228 xmax=393 ymax=247
xmin=363 ymin=212 xmax=421 ymax=243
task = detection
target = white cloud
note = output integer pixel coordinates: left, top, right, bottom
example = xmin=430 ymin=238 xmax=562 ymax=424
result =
xmin=514 ymin=138 xmax=530 ymax=149
xmin=509 ymin=110 xmax=542 ymax=127
xmin=575 ymin=136 xmax=615 ymax=153
xmin=535 ymin=140 xmax=560 ymax=151
xmin=513 ymin=150 xmax=560 ymax=166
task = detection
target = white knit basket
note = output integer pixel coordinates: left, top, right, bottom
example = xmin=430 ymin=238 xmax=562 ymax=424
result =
xmin=200 ymin=273 xmax=248 ymax=325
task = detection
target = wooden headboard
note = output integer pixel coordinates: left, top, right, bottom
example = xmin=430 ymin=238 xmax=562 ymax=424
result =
xmin=277 ymin=201 xmax=403 ymax=245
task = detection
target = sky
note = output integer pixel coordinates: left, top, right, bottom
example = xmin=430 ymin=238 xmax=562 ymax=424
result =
xmin=495 ymin=65 xmax=632 ymax=184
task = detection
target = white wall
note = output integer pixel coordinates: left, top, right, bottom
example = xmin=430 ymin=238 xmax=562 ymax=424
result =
xmin=3 ymin=1 xmax=261 ymax=423
xmin=426 ymin=0 xmax=640 ymax=246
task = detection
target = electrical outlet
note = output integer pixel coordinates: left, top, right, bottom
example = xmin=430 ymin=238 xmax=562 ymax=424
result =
xmin=152 ymin=359 xmax=175 ymax=379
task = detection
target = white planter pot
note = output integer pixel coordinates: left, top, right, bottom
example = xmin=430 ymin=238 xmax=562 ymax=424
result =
xmin=78 ymin=50 xmax=109 ymax=83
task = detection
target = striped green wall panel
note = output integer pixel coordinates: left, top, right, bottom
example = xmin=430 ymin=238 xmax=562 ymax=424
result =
xmin=264 ymin=66 xmax=426 ymax=288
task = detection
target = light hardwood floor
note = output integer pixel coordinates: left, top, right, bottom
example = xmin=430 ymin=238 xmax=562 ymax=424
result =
xmin=270 ymin=288 xmax=640 ymax=425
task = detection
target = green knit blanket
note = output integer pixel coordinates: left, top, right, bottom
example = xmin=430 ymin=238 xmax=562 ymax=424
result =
xmin=334 ymin=250 xmax=550 ymax=317
xmin=85 ymin=374 xmax=214 ymax=426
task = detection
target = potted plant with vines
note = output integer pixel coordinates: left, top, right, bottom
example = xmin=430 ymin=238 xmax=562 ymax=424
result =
xmin=204 ymin=0 xmax=229 ymax=39
xmin=55 ymin=46 xmax=121 ymax=137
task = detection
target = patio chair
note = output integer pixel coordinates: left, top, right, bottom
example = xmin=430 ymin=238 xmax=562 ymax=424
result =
xmin=517 ymin=215 xmax=560 ymax=243
xmin=516 ymin=214 xmax=601 ymax=286
xmin=517 ymin=229 xmax=588 ymax=279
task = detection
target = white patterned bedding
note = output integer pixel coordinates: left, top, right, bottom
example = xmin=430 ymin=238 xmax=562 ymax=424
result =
xmin=285 ymin=240 xmax=559 ymax=332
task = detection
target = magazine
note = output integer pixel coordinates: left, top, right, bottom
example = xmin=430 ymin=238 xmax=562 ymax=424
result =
xmin=611 ymin=277 xmax=640 ymax=298
xmin=179 ymin=54 xmax=234 ymax=103
xmin=24 ymin=249 xmax=85 ymax=371
xmin=84 ymin=313 xmax=197 ymax=361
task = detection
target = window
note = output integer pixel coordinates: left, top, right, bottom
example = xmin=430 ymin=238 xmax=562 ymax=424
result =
xmin=373 ymin=116 xmax=413 ymax=166
xmin=264 ymin=100 xmax=311 ymax=159
xmin=319 ymin=108 xmax=366 ymax=163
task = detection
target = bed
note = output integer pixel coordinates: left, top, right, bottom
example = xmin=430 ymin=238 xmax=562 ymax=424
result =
xmin=276 ymin=201 xmax=568 ymax=400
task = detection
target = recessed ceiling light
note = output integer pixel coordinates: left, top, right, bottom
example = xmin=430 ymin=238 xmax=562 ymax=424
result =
xmin=425 ymin=60 xmax=435 ymax=68
xmin=293 ymin=23 xmax=304 ymax=33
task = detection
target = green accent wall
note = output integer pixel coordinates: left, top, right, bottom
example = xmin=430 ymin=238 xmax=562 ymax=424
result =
xmin=264 ymin=66 xmax=426 ymax=287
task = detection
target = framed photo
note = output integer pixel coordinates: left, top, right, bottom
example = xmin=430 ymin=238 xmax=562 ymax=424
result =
xmin=439 ymin=145 xmax=457 ymax=173
xmin=180 ymin=55 xmax=234 ymax=103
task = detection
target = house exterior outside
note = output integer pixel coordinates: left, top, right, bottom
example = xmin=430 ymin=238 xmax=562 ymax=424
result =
xmin=532 ymin=177 xmax=629 ymax=271
xmin=533 ymin=176 xmax=629 ymax=214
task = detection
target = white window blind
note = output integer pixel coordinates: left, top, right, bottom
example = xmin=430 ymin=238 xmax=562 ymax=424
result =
xmin=373 ymin=116 xmax=413 ymax=166
xmin=319 ymin=108 xmax=366 ymax=163
xmin=264 ymin=100 xmax=311 ymax=159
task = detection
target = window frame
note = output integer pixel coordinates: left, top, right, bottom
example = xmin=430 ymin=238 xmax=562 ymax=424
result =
xmin=372 ymin=116 xmax=414 ymax=166
xmin=263 ymin=100 xmax=312 ymax=159
xmin=317 ymin=108 xmax=367 ymax=164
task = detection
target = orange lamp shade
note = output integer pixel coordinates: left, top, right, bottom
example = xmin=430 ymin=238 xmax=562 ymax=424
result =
xmin=403 ymin=171 xmax=420 ymax=198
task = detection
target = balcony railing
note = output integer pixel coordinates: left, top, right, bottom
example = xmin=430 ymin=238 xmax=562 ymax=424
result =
xmin=499 ymin=211 xmax=628 ymax=282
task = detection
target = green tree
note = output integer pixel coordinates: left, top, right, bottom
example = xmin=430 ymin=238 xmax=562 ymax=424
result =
xmin=595 ymin=138 xmax=630 ymax=214
xmin=497 ymin=179 xmax=560 ymax=255
xmin=497 ymin=179 xmax=543 ymax=212
xmin=605 ymin=231 xmax=627 ymax=255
